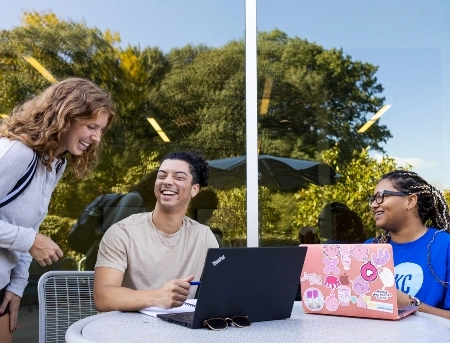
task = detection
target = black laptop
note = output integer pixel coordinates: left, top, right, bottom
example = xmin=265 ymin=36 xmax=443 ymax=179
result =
xmin=157 ymin=246 xmax=308 ymax=329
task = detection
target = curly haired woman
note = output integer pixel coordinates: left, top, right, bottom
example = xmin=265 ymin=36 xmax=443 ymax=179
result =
xmin=367 ymin=170 xmax=450 ymax=319
xmin=0 ymin=77 xmax=116 ymax=341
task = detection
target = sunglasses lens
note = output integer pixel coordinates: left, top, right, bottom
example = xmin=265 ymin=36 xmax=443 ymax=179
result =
xmin=205 ymin=318 xmax=228 ymax=330
xmin=231 ymin=316 xmax=251 ymax=327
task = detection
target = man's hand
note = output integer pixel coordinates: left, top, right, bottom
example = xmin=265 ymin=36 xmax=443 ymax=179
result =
xmin=94 ymin=268 xmax=196 ymax=312
xmin=0 ymin=291 xmax=21 ymax=332
xmin=155 ymin=275 xmax=195 ymax=309
xmin=29 ymin=233 xmax=63 ymax=266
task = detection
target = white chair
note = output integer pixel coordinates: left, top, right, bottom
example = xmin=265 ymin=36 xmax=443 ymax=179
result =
xmin=38 ymin=271 xmax=96 ymax=343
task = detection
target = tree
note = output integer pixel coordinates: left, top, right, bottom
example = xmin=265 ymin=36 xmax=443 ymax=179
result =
xmin=149 ymin=43 xmax=247 ymax=158
xmin=207 ymin=186 xmax=282 ymax=245
xmin=0 ymin=12 xmax=123 ymax=109
xmin=258 ymin=30 xmax=392 ymax=163
xmin=151 ymin=29 xmax=392 ymax=163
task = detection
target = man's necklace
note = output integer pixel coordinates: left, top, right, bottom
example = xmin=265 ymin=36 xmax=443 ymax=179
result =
xmin=151 ymin=213 xmax=184 ymax=248
xmin=155 ymin=226 xmax=183 ymax=248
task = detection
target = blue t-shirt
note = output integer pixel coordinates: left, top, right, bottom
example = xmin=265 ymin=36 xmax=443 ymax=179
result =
xmin=366 ymin=228 xmax=450 ymax=310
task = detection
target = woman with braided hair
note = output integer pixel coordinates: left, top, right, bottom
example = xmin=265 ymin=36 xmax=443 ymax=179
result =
xmin=366 ymin=170 xmax=450 ymax=319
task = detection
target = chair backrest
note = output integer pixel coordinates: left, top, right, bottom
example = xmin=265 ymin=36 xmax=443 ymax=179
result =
xmin=38 ymin=271 xmax=96 ymax=343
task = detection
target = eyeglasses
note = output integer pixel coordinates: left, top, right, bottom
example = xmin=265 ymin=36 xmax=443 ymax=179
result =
xmin=368 ymin=190 xmax=407 ymax=207
xmin=203 ymin=316 xmax=251 ymax=331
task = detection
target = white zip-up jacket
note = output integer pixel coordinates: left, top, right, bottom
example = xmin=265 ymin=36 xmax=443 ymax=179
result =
xmin=0 ymin=138 xmax=66 ymax=296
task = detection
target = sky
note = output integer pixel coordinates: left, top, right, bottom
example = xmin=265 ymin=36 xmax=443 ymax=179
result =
xmin=1 ymin=0 xmax=450 ymax=188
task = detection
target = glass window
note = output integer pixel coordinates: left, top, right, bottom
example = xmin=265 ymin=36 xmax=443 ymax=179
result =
xmin=256 ymin=0 xmax=450 ymax=247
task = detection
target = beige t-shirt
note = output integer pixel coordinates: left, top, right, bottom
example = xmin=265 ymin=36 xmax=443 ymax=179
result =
xmin=96 ymin=212 xmax=219 ymax=298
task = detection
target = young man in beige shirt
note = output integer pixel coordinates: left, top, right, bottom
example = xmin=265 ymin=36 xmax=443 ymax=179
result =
xmin=94 ymin=151 xmax=218 ymax=312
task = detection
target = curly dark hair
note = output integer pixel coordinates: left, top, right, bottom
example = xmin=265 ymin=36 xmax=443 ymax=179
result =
xmin=160 ymin=150 xmax=210 ymax=188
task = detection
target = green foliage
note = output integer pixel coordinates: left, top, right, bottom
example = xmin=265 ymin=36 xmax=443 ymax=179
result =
xmin=152 ymin=30 xmax=391 ymax=162
xmin=268 ymin=192 xmax=301 ymax=240
xmin=207 ymin=186 xmax=282 ymax=243
xmin=207 ymin=188 xmax=246 ymax=241
xmin=39 ymin=215 xmax=81 ymax=260
xmin=293 ymin=145 xmax=406 ymax=238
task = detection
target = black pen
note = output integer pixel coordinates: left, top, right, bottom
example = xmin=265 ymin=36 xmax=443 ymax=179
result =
xmin=189 ymin=281 xmax=201 ymax=285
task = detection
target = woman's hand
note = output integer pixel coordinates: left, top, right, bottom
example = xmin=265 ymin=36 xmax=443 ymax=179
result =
xmin=0 ymin=291 xmax=21 ymax=332
xmin=396 ymin=289 xmax=411 ymax=308
xmin=396 ymin=289 xmax=450 ymax=319
xmin=29 ymin=233 xmax=63 ymax=266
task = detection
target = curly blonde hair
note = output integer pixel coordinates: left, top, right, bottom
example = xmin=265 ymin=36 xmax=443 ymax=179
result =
xmin=0 ymin=77 xmax=116 ymax=178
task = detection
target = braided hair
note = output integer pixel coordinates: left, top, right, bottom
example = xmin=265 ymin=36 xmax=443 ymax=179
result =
xmin=373 ymin=170 xmax=450 ymax=285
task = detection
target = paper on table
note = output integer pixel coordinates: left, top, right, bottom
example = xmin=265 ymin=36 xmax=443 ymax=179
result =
xmin=139 ymin=299 xmax=197 ymax=317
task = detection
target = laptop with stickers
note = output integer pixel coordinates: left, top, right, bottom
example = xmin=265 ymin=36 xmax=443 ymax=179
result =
xmin=157 ymin=246 xmax=308 ymax=329
xmin=299 ymin=243 xmax=418 ymax=320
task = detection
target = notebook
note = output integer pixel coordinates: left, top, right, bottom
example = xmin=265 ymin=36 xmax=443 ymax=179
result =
xmin=299 ymin=243 xmax=419 ymax=320
xmin=157 ymin=246 xmax=308 ymax=329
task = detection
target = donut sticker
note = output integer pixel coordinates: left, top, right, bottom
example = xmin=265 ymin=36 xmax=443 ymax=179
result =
xmin=360 ymin=261 xmax=378 ymax=282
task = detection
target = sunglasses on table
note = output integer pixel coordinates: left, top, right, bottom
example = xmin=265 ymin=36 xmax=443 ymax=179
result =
xmin=368 ymin=190 xmax=408 ymax=207
xmin=203 ymin=315 xmax=251 ymax=331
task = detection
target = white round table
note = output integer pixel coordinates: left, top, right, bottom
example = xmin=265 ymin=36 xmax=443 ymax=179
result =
xmin=66 ymin=302 xmax=450 ymax=343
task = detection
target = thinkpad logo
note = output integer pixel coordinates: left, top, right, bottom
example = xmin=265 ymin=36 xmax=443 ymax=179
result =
xmin=212 ymin=255 xmax=225 ymax=266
